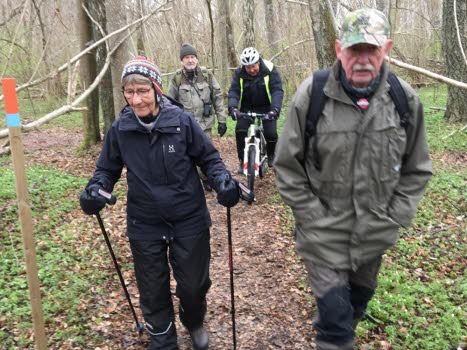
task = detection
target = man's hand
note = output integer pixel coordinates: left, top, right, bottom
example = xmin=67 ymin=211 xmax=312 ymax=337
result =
xmin=229 ymin=108 xmax=241 ymax=121
xmin=218 ymin=123 xmax=227 ymax=137
xmin=79 ymin=183 xmax=108 ymax=215
xmin=265 ymin=109 xmax=279 ymax=120
xmin=215 ymin=173 xmax=240 ymax=208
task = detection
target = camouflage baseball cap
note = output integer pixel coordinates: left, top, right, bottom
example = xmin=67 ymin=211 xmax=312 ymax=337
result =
xmin=339 ymin=8 xmax=390 ymax=49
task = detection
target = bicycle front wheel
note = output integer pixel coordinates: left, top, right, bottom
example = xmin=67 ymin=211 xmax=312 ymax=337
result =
xmin=247 ymin=145 xmax=256 ymax=194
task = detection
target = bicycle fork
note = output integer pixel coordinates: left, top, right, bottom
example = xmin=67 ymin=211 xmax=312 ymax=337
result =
xmin=242 ymin=125 xmax=260 ymax=176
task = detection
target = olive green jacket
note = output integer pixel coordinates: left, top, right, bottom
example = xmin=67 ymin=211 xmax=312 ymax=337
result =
xmin=275 ymin=61 xmax=432 ymax=270
xmin=166 ymin=66 xmax=227 ymax=132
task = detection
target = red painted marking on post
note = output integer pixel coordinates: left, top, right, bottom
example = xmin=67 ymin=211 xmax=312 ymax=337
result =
xmin=2 ymin=78 xmax=19 ymax=114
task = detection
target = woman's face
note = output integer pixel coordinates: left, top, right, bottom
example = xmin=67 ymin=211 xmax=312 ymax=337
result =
xmin=123 ymin=83 xmax=158 ymax=117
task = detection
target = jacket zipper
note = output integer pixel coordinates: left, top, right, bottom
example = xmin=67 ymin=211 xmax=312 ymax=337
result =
xmin=162 ymin=144 xmax=168 ymax=184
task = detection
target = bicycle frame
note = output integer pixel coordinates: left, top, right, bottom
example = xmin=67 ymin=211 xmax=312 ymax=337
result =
xmin=242 ymin=113 xmax=267 ymax=177
xmin=239 ymin=112 xmax=268 ymax=198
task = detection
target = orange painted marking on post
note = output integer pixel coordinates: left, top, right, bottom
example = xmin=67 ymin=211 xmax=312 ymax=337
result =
xmin=2 ymin=78 xmax=19 ymax=114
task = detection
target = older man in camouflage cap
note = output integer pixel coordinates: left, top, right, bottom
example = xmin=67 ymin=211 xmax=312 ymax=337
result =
xmin=275 ymin=8 xmax=432 ymax=349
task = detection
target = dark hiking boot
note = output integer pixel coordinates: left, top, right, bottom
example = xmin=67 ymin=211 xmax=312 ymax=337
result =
xmin=268 ymin=158 xmax=274 ymax=168
xmin=202 ymin=179 xmax=212 ymax=192
xmin=189 ymin=327 xmax=209 ymax=350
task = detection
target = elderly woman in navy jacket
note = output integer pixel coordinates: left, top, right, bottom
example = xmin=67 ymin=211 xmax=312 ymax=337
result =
xmin=79 ymin=56 xmax=239 ymax=350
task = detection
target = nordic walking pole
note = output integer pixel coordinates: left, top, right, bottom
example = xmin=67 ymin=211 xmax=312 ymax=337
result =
xmin=93 ymin=190 xmax=144 ymax=334
xmin=2 ymin=78 xmax=47 ymax=349
xmin=226 ymin=207 xmax=237 ymax=350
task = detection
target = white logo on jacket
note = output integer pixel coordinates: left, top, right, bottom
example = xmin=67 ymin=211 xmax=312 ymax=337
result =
xmin=168 ymin=145 xmax=175 ymax=153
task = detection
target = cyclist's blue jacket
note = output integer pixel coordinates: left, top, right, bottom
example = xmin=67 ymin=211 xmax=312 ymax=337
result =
xmin=87 ymin=96 xmax=228 ymax=240
xmin=228 ymin=58 xmax=284 ymax=114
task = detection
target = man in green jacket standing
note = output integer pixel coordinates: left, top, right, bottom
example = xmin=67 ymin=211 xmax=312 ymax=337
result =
xmin=274 ymin=8 xmax=432 ymax=350
xmin=167 ymin=43 xmax=228 ymax=191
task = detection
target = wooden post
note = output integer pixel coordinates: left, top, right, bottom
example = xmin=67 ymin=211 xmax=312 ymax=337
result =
xmin=2 ymin=78 xmax=47 ymax=350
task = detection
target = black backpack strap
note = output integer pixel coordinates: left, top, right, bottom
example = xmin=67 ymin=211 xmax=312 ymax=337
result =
xmin=387 ymin=72 xmax=410 ymax=129
xmin=304 ymin=68 xmax=331 ymax=170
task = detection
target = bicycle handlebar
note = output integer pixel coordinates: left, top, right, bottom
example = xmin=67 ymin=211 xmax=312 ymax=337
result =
xmin=239 ymin=112 xmax=268 ymax=120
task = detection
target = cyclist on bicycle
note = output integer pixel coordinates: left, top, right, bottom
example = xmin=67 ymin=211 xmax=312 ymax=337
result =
xmin=228 ymin=47 xmax=284 ymax=173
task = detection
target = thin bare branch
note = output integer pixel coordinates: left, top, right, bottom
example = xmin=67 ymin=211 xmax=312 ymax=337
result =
xmin=1 ymin=0 xmax=29 ymax=77
xmin=442 ymin=124 xmax=467 ymax=140
xmin=269 ymin=39 xmax=313 ymax=61
xmin=0 ymin=4 xmax=24 ymax=27
xmin=285 ymin=0 xmax=308 ymax=5
xmin=386 ymin=56 xmax=467 ymax=89
xmin=0 ymin=6 xmax=158 ymax=139
xmin=0 ymin=0 xmax=173 ymax=102
xmin=453 ymin=0 xmax=467 ymax=67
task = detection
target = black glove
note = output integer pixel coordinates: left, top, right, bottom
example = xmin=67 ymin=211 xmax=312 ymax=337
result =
xmin=265 ymin=109 xmax=279 ymax=120
xmin=229 ymin=108 xmax=241 ymax=121
xmin=79 ymin=183 xmax=107 ymax=215
xmin=218 ymin=122 xmax=227 ymax=137
xmin=215 ymin=173 xmax=240 ymax=208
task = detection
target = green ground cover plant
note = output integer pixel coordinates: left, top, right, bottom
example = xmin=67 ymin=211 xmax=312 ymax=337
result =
xmin=0 ymin=166 xmax=109 ymax=348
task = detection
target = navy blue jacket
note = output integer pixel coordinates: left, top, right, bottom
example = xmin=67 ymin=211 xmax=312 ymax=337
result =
xmin=88 ymin=96 xmax=227 ymax=240
xmin=227 ymin=58 xmax=284 ymax=114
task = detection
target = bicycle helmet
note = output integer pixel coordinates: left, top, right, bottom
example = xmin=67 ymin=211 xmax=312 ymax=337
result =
xmin=240 ymin=47 xmax=260 ymax=66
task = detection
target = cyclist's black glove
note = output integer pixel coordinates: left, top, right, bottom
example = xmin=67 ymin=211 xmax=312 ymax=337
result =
xmin=79 ymin=183 xmax=108 ymax=215
xmin=215 ymin=173 xmax=240 ymax=208
xmin=265 ymin=109 xmax=279 ymax=120
xmin=218 ymin=122 xmax=227 ymax=137
xmin=229 ymin=107 xmax=240 ymax=121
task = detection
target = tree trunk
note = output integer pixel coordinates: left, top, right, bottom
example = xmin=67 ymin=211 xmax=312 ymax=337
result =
xmin=218 ymin=0 xmax=238 ymax=89
xmin=206 ymin=0 xmax=215 ymax=69
xmin=223 ymin=0 xmax=238 ymax=69
xmin=106 ymin=0 xmax=131 ymax=113
xmin=376 ymin=0 xmax=389 ymax=16
xmin=308 ymin=0 xmax=337 ymax=69
xmin=78 ymin=0 xmax=100 ymax=147
xmin=263 ymin=0 xmax=279 ymax=57
xmin=443 ymin=0 xmax=467 ymax=123
xmin=90 ymin=0 xmax=115 ymax=134
xmin=243 ymin=0 xmax=255 ymax=48
xmin=136 ymin=0 xmax=145 ymax=55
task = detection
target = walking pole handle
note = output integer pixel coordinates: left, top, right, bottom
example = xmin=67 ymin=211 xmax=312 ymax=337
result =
xmin=96 ymin=188 xmax=117 ymax=205
xmin=238 ymin=182 xmax=255 ymax=203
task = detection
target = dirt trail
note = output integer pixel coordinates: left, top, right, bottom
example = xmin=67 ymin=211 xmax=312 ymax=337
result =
xmin=23 ymin=128 xmax=315 ymax=349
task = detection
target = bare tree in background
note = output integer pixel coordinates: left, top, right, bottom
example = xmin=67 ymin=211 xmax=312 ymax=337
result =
xmin=136 ymin=0 xmax=146 ymax=54
xmin=442 ymin=0 xmax=467 ymax=123
xmin=106 ymin=0 xmax=131 ymax=113
xmin=243 ymin=0 xmax=256 ymax=48
xmin=220 ymin=0 xmax=238 ymax=69
xmin=206 ymin=0 xmax=215 ymax=69
xmin=308 ymin=0 xmax=337 ymax=69
xmin=263 ymin=0 xmax=279 ymax=56
xmin=78 ymin=0 xmax=100 ymax=147
xmin=90 ymin=0 xmax=115 ymax=133
xmin=376 ymin=0 xmax=389 ymax=15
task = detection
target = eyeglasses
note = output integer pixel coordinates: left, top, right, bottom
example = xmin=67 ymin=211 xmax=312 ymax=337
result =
xmin=123 ymin=88 xmax=152 ymax=98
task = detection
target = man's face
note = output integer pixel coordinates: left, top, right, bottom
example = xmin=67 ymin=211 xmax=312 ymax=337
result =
xmin=245 ymin=62 xmax=260 ymax=77
xmin=123 ymin=83 xmax=158 ymax=117
xmin=182 ymin=54 xmax=199 ymax=71
xmin=335 ymin=39 xmax=393 ymax=87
